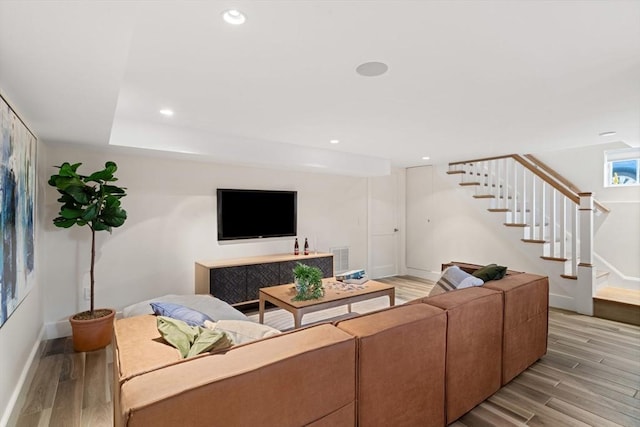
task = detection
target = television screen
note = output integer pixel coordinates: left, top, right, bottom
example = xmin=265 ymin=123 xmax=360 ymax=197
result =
xmin=217 ymin=189 xmax=297 ymax=240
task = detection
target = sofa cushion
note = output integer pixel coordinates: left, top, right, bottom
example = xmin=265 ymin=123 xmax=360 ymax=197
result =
xmin=429 ymin=265 xmax=484 ymax=296
xmin=420 ymin=287 xmax=503 ymax=424
xmin=336 ymin=304 xmax=447 ymax=427
xmin=113 ymin=315 xmax=186 ymax=382
xmin=484 ymin=273 xmax=549 ymax=384
xmin=151 ymin=302 xmax=213 ymax=326
xmin=472 ymin=263 xmax=508 ymax=282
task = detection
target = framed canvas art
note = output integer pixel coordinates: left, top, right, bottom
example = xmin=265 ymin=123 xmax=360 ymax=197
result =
xmin=0 ymin=95 xmax=37 ymax=328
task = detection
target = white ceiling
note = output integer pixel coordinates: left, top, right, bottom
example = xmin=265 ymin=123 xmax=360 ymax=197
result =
xmin=1 ymin=1 xmax=639 ymax=176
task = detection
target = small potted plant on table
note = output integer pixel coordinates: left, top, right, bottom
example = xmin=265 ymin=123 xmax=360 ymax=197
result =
xmin=48 ymin=161 xmax=127 ymax=352
xmin=292 ymin=263 xmax=324 ymax=301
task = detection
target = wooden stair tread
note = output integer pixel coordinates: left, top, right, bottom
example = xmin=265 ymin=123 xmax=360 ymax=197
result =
xmin=473 ymin=194 xmax=495 ymax=199
xmin=459 ymin=182 xmax=480 ymax=186
xmin=594 ymin=287 xmax=640 ymax=305
xmin=561 ymin=274 xmax=577 ymax=280
xmin=522 ymin=239 xmax=546 ymax=244
xmin=446 ymin=170 xmax=465 ymax=175
xmin=488 ymin=208 xmax=510 ymax=212
xmin=541 ymin=256 xmax=568 ymax=262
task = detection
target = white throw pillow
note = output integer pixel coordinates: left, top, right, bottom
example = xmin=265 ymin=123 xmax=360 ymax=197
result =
xmin=204 ymin=320 xmax=281 ymax=345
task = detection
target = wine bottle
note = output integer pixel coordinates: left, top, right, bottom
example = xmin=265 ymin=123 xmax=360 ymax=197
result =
xmin=294 ymin=238 xmax=299 ymax=255
xmin=304 ymin=238 xmax=309 ymax=255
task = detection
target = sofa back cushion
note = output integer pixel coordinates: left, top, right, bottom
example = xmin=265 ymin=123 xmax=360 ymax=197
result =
xmin=484 ymin=273 xmax=549 ymax=384
xmin=336 ymin=304 xmax=447 ymax=427
xmin=420 ymin=287 xmax=503 ymax=424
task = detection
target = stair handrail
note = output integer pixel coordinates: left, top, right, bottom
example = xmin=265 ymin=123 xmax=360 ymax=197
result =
xmin=448 ymin=154 xmax=609 ymax=214
xmin=523 ymin=154 xmax=610 ymax=214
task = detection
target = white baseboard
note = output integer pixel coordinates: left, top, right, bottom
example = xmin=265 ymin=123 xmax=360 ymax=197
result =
xmin=1 ymin=326 xmax=45 ymax=427
xmin=405 ymin=267 xmax=440 ymax=282
xmin=45 ymin=319 xmax=71 ymax=340
xmin=549 ymin=293 xmax=576 ymax=312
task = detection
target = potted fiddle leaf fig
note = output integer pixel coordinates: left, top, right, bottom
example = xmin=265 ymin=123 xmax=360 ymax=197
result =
xmin=48 ymin=161 xmax=127 ymax=351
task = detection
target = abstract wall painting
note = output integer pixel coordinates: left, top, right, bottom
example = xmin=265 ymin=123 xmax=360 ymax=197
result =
xmin=0 ymin=95 xmax=36 ymax=328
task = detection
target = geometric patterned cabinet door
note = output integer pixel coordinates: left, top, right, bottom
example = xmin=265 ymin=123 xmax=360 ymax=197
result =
xmin=280 ymin=257 xmax=334 ymax=284
xmin=306 ymin=256 xmax=334 ymax=279
xmin=210 ymin=266 xmax=247 ymax=304
xmin=279 ymin=260 xmax=299 ymax=284
xmin=246 ymin=263 xmax=280 ymax=301
xmin=195 ymin=253 xmax=334 ymax=306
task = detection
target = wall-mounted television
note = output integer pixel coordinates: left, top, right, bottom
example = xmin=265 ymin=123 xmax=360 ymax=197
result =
xmin=217 ymin=189 xmax=297 ymax=241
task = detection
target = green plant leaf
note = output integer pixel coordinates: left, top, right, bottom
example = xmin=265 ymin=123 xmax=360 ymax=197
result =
xmin=64 ymin=185 xmax=90 ymax=205
xmin=60 ymin=207 xmax=83 ymax=219
xmin=50 ymin=175 xmax=85 ymax=191
xmin=93 ymin=221 xmax=111 ymax=232
xmin=86 ymin=161 xmax=118 ymax=183
xmin=102 ymin=184 xmax=126 ymax=195
xmin=56 ymin=162 xmax=82 ymax=178
xmin=53 ymin=217 xmax=77 ymax=228
xmin=81 ymin=204 xmax=99 ymax=221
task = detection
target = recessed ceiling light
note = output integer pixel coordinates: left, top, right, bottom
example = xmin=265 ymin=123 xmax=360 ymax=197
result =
xmin=222 ymin=9 xmax=246 ymax=25
xmin=356 ymin=61 xmax=389 ymax=77
xmin=599 ymin=131 xmax=616 ymax=137
xmin=159 ymin=109 xmax=174 ymax=116
xmin=422 ymin=156 xmax=430 ymax=160
xmin=330 ymin=139 xmax=340 ymax=144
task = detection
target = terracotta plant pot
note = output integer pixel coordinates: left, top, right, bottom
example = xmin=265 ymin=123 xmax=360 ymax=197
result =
xmin=69 ymin=308 xmax=116 ymax=352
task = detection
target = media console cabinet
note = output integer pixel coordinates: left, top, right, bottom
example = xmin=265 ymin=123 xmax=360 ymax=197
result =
xmin=195 ymin=253 xmax=334 ymax=306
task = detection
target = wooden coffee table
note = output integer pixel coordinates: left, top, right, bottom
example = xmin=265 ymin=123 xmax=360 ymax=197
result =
xmin=258 ymin=278 xmax=395 ymax=329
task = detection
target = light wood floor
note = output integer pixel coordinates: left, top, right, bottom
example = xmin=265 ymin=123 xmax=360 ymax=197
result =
xmin=12 ymin=276 xmax=640 ymax=426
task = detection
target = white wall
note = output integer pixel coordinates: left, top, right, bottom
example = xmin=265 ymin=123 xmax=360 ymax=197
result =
xmin=406 ymin=165 xmax=542 ymax=280
xmin=40 ymin=142 xmax=369 ymax=331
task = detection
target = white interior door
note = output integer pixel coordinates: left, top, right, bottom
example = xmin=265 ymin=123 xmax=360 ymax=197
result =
xmin=368 ymin=170 xmax=401 ymax=279
xmin=406 ymin=165 xmax=434 ymax=272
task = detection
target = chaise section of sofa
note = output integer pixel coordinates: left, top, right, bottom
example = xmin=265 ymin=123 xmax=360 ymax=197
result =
xmin=114 ymin=319 xmax=357 ymax=427
xmin=336 ymin=303 xmax=447 ymax=427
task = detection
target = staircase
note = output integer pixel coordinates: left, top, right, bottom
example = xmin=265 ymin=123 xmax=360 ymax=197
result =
xmin=447 ymin=154 xmax=611 ymax=315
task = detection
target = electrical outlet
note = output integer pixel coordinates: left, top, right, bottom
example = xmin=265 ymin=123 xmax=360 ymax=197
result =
xmin=84 ymin=288 xmax=90 ymax=300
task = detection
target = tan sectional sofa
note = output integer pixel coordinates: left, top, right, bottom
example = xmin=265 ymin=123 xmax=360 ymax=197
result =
xmin=113 ymin=263 xmax=548 ymax=426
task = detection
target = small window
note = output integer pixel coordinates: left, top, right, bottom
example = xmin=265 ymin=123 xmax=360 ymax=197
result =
xmin=604 ymin=148 xmax=640 ymax=187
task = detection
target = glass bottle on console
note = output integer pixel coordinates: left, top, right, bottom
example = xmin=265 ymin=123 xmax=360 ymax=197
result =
xmin=304 ymin=238 xmax=309 ymax=255
xmin=294 ymin=238 xmax=299 ymax=255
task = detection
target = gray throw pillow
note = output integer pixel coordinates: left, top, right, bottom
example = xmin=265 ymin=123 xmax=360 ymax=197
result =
xmin=428 ymin=266 xmax=484 ymax=297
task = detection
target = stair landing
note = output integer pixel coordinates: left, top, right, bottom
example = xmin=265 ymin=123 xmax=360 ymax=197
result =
xmin=593 ymin=287 xmax=640 ymax=326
